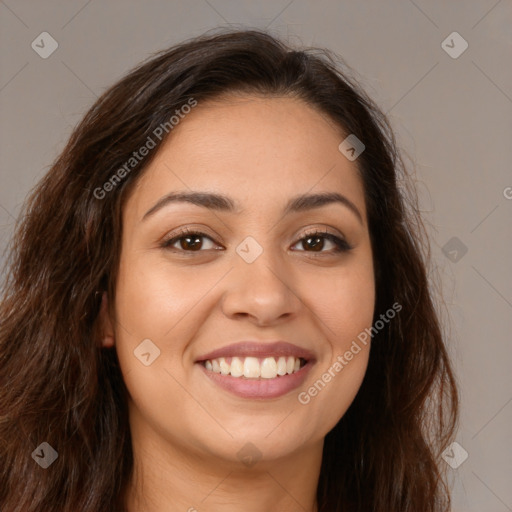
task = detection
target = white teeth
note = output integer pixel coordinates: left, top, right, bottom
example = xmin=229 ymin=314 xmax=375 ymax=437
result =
xmin=286 ymin=356 xmax=295 ymax=374
xmin=260 ymin=357 xmax=277 ymax=379
xmin=230 ymin=356 xmax=244 ymax=377
xmin=219 ymin=357 xmax=230 ymax=375
xmin=243 ymin=357 xmax=260 ymax=378
xmin=212 ymin=359 xmax=221 ymax=373
xmin=276 ymin=356 xmax=287 ymax=376
xmin=203 ymin=355 xmax=305 ymax=378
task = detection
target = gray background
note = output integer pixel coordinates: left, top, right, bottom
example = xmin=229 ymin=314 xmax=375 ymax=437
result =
xmin=1 ymin=1 xmax=511 ymax=510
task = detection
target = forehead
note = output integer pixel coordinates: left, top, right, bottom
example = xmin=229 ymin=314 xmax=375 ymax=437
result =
xmin=125 ymin=95 xmax=366 ymax=222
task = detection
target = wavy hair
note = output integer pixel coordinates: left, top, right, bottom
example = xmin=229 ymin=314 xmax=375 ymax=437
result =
xmin=0 ymin=29 xmax=459 ymax=511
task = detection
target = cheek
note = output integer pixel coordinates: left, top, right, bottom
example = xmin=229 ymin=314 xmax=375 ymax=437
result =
xmin=111 ymin=251 xmax=224 ymax=397
xmin=307 ymin=258 xmax=375 ymax=347
xmin=110 ymin=255 xmax=183 ymax=391
xmin=325 ymin=262 xmax=375 ymax=383
xmin=294 ymin=259 xmax=374 ymax=433
xmin=111 ymin=255 xmax=206 ymax=442
xmin=114 ymin=252 xmax=212 ymax=341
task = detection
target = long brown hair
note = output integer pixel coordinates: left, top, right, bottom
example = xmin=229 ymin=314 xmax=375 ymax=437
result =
xmin=0 ymin=29 xmax=459 ymax=511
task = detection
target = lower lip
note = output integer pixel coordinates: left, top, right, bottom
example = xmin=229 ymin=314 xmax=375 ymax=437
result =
xmin=196 ymin=361 xmax=314 ymax=399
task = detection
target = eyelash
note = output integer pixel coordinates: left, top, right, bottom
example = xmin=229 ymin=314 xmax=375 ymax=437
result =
xmin=160 ymin=228 xmax=353 ymax=255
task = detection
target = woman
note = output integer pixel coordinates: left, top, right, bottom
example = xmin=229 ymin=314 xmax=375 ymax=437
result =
xmin=0 ymin=29 xmax=459 ymax=511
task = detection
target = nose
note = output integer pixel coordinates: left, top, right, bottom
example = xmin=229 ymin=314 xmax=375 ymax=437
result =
xmin=220 ymin=250 xmax=302 ymax=327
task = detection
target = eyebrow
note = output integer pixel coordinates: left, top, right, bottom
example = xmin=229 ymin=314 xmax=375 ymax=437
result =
xmin=142 ymin=191 xmax=364 ymax=224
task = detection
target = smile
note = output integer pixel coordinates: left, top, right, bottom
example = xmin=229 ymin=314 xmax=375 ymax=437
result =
xmin=195 ymin=340 xmax=315 ymax=399
xmin=202 ymin=355 xmax=306 ymax=379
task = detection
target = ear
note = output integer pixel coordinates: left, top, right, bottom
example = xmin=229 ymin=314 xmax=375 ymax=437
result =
xmin=98 ymin=291 xmax=115 ymax=348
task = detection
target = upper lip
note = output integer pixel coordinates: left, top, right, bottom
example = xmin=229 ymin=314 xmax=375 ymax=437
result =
xmin=195 ymin=341 xmax=316 ymax=362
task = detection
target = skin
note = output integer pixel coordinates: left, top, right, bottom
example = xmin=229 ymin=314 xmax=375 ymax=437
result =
xmin=99 ymin=95 xmax=375 ymax=512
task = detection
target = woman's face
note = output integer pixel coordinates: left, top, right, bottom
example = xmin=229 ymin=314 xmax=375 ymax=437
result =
xmin=102 ymin=95 xmax=375 ymax=465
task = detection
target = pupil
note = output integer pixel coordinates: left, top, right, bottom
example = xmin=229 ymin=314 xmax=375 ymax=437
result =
xmin=305 ymin=236 xmax=322 ymax=252
xmin=183 ymin=236 xmax=202 ymax=250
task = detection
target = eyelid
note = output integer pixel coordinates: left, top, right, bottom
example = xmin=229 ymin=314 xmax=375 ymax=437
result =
xmin=299 ymin=226 xmax=346 ymax=241
xmin=161 ymin=224 xmax=221 ymax=243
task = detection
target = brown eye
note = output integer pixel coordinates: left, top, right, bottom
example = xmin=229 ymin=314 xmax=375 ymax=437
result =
xmin=292 ymin=231 xmax=352 ymax=254
xmin=161 ymin=229 xmax=219 ymax=252
xmin=175 ymin=234 xmax=204 ymax=251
